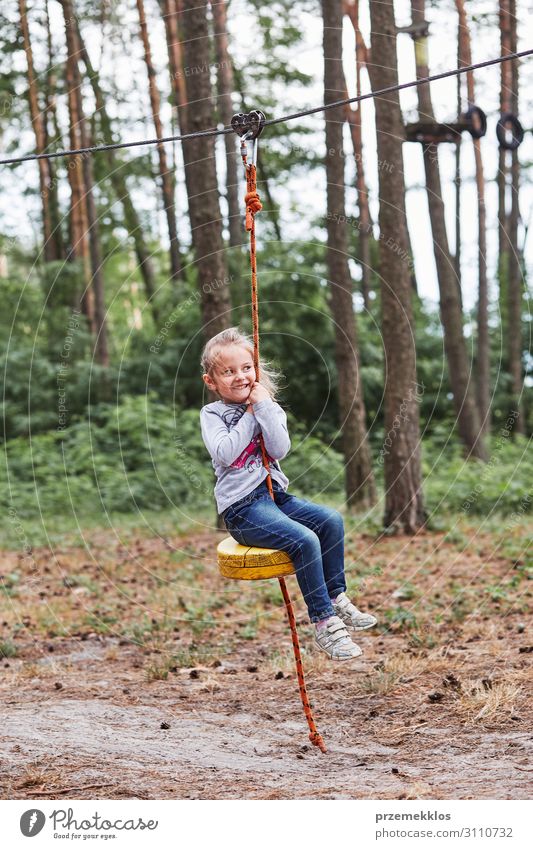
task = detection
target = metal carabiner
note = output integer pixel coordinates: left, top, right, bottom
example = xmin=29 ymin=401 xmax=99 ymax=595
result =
xmin=244 ymin=132 xmax=259 ymax=167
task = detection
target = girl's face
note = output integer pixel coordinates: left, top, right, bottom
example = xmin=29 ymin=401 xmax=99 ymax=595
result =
xmin=203 ymin=344 xmax=256 ymax=403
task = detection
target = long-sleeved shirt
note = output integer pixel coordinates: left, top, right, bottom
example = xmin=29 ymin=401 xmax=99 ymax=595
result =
xmin=200 ymin=398 xmax=290 ymax=514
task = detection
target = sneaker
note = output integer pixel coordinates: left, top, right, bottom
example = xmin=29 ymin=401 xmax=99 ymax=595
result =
xmin=332 ymin=592 xmax=377 ymax=631
xmin=314 ymin=615 xmax=363 ymax=661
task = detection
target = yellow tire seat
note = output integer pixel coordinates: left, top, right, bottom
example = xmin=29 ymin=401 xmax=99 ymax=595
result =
xmin=217 ymin=536 xmax=295 ymax=580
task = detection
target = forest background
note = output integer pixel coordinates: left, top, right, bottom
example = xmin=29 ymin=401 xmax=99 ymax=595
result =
xmin=0 ymin=0 xmax=531 ymax=545
xmin=0 ymin=0 xmax=531 ymax=801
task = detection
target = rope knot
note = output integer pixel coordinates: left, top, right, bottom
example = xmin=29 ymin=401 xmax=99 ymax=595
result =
xmin=244 ymin=190 xmax=262 ymax=231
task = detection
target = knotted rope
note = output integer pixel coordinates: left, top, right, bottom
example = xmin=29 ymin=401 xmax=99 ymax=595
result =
xmin=239 ymin=144 xmax=327 ymax=754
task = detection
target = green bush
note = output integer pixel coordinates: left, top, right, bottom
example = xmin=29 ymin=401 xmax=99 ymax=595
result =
xmin=1 ymin=398 xmax=530 ymax=536
xmin=283 ymin=414 xmax=344 ymax=496
xmin=423 ymin=435 xmax=532 ymax=516
xmin=1 ymin=396 xmax=213 ymax=518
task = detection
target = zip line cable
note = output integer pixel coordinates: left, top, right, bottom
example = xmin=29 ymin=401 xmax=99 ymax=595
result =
xmin=0 ymin=48 xmax=531 ymax=167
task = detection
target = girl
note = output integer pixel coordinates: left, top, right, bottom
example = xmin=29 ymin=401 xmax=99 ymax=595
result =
xmin=200 ymin=327 xmax=377 ymax=661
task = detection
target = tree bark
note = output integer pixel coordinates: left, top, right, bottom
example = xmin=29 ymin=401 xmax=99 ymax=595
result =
xmin=76 ymin=21 xmax=160 ymax=326
xmin=62 ymin=0 xmax=108 ymax=366
xmin=62 ymin=5 xmax=93 ymax=327
xmin=136 ymin=0 xmax=182 ymax=282
xmin=368 ymin=0 xmax=425 ymax=532
xmin=43 ymin=0 xmax=65 ymax=260
xmin=410 ymin=0 xmax=486 ymax=460
xmin=497 ymin=0 xmax=511 ymax=337
xmin=322 ymin=0 xmax=376 ymax=509
xmin=160 ymin=0 xmax=188 ymax=128
xmin=507 ymin=0 xmax=524 ymax=433
xmin=18 ymin=0 xmax=57 ymax=262
xmin=344 ymin=0 xmax=372 ymax=309
xmin=82 ymin=139 xmax=109 ymax=367
xmin=211 ymin=0 xmax=243 ymax=248
xmin=454 ymin=25 xmax=462 ymax=291
xmin=508 ymin=148 xmax=523 ymax=433
xmin=179 ymin=0 xmax=231 ymax=338
xmin=455 ymin=0 xmax=490 ymax=435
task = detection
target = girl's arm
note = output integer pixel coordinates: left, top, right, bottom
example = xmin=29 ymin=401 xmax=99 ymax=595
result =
xmin=252 ymin=399 xmax=291 ymax=460
xmin=200 ymin=406 xmax=256 ymax=467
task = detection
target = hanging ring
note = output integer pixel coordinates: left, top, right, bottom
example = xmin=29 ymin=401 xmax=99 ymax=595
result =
xmin=464 ymin=105 xmax=487 ymax=139
xmin=496 ymin=112 xmax=524 ymax=150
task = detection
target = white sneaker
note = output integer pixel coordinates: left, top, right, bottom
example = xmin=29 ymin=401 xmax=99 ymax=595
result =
xmin=314 ymin=615 xmax=362 ymax=661
xmin=332 ymin=592 xmax=377 ymax=631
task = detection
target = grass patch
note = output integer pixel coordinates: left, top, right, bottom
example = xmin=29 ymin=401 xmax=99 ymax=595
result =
xmin=172 ymin=645 xmax=222 ymax=668
xmin=0 ymin=639 xmax=18 ymax=658
xmin=144 ymin=656 xmax=178 ymax=681
xmin=382 ymin=606 xmax=419 ymax=631
xmin=359 ymin=652 xmax=424 ymax=695
xmin=0 ymin=573 xmax=20 ymax=597
xmin=453 ymin=679 xmax=523 ymax=724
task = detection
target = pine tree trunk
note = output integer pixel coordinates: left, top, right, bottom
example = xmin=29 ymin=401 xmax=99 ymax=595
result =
xmin=455 ymin=0 xmax=490 ymax=435
xmin=507 ymin=0 xmax=524 ymax=434
xmin=160 ymin=0 xmax=188 ymax=128
xmin=476 ymin=157 xmax=490 ymax=436
xmin=43 ymin=0 xmax=65 ymax=260
xmin=344 ymin=0 xmax=372 ymax=309
xmin=62 ymin=0 xmax=108 ymax=366
xmin=454 ymin=31 xmax=462 ymax=289
xmin=18 ymin=0 xmax=56 ymax=262
xmin=179 ymin=0 xmax=231 ymax=337
xmin=508 ymin=147 xmax=523 ymax=433
xmin=322 ymin=0 xmax=376 ymax=509
xmin=76 ymin=21 xmax=160 ymax=326
xmin=497 ymin=0 xmax=511 ymax=340
xmin=368 ymin=0 xmax=425 ymax=533
xmin=344 ymin=96 xmax=372 ymax=311
xmin=410 ymin=0 xmax=486 ymax=461
xmin=82 ymin=143 xmax=109 ymax=367
xmin=212 ymin=0 xmax=243 ymax=248
xmin=62 ymin=10 xmax=93 ymax=327
xmin=136 ymin=0 xmax=182 ymax=282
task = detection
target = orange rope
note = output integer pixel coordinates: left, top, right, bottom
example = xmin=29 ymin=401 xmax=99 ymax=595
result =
xmin=240 ymin=148 xmax=326 ymax=754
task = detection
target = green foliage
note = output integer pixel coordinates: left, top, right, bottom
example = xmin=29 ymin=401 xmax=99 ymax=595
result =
xmin=0 ymin=640 xmax=17 ymax=659
xmin=2 ymin=228 xmax=530 ymax=446
xmin=383 ymin=606 xmax=418 ymax=630
xmin=1 ymin=395 xmax=212 ymax=519
xmin=1 ymin=0 xmax=531 ymax=551
xmin=424 ymin=435 xmax=532 ymax=516
xmin=1 ymin=386 xmax=530 ymax=541
xmin=283 ymin=413 xmax=345 ymax=495
xmin=0 ymin=573 xmax=20 ymax=598
xmin=0 ymin=390 xmax=348 ymax=524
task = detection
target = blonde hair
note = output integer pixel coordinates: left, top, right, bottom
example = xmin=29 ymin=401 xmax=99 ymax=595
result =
xmin=201 ymin=327 xmax=281 ymax=400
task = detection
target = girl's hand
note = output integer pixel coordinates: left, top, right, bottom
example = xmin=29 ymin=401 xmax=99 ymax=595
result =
xmin=247 ymin=381 xmax=271 ymax=406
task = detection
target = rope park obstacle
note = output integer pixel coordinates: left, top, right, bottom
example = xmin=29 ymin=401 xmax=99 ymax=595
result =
xmin=2 ymin=49 xmax=532 ymax=752
xmin=217 ymin=109 xmax=327 ymax=753
xmin=0 ymin=48 xmax=531 ymax=167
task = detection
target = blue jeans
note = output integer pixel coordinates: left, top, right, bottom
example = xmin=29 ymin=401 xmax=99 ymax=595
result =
xmin=222 ymin=479 xmax=346 ymax=622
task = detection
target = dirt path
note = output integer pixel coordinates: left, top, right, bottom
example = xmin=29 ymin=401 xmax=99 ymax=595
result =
xmin=1 ymin=523 xmax=531 ymax=799
xmin=1 ymin=692 xmax=532 ymax=800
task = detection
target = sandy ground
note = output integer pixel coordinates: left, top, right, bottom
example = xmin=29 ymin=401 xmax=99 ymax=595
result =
xmin=0 ymin=523 xmax=531 ymax=799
